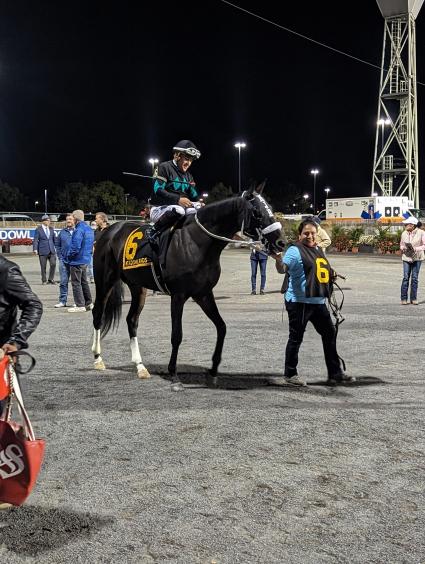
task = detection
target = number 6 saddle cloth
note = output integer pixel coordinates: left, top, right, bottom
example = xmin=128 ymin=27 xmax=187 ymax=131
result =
xmin=122 ymin=224 xmax=175 ymax=293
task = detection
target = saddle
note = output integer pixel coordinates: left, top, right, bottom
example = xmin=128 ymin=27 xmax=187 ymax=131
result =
xmin=122 ymin=220 xmax=183 ymax=292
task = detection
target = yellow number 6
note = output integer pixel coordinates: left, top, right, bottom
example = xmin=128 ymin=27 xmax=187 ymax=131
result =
xmin=316 ymin=258 xmax=329 ymax=283
xmin=125 ymin=231 xmax=143 ymax=260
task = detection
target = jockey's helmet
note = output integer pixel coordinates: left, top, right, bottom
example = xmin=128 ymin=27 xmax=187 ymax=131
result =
xmin=173 ymin=140 xmax=201 ymax=160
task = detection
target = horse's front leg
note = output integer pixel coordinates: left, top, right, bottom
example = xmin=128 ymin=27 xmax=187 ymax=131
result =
xmin=168 ymin=294 xmax=188 ymax=392
xmin=127 ymin=286 xmax=150 ymax=379
xmin=193 ymin=291 xmax=226 ymax=387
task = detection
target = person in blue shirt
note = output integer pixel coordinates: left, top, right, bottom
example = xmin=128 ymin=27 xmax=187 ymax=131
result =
xmin=148 ymin=140 xmax=202 ymax=242
xmin=250 ymin=248 xmax=268 ymax=295
xmin=269 ymin=218 xmax=355 ymax=387
xmin=65 ymin=210 xmax=94 ymax=313
xmin=54 ymin=214 xmax=75 ymax=308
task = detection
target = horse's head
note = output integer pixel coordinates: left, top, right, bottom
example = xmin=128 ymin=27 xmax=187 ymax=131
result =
xmin=242 ymin=181 xmax=285 ymax=254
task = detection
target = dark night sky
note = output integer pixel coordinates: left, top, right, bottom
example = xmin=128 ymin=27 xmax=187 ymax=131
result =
xmin=0 ymin=1 xmax=424 ymax=206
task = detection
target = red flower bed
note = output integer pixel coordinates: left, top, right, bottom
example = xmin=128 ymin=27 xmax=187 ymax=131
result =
xmin=1 ymin=238 xmax=33 ymax=246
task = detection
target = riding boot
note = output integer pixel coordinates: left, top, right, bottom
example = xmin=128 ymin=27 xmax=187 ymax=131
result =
xmin=148 ymin=209 xmax=181 ymax=245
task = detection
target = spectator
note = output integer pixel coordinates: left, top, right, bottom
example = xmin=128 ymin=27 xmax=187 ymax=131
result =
xmin=87 ymin=221 xmax=97 ymax=283
xmin=268 ymin=218 xmax=355 ymax=387
xmin=65 ymin=210 xmax=94 ymax=313
xmin=94 ymin=212 xmax=110 ymax=237
xmin=312 ymin=216 xmax=331 ymax=252
xmin=32 ymin=214 xmax=57 ymax=284
xmin=0 ymin=255 xmax=43 ymax=414
xmin=54 ymin=214 xmax=75 ymax=307
xmin=250 ymin=248 xmax=268 ymax=295
xmin=399 ymin=216 xmax=425 ymax=305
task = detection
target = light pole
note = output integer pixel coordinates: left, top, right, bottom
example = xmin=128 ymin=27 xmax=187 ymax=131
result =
xmin=34 ymin=200 xmax=39 ymax=211
xmin=148 ymin=157 xmax=159 ymax=176
xmin=310 ymin=169 xmax=319 ymax=214
xmin=303 ymin=194 xmax=309 ymax=212
xmin=125 ymin=193 xmax=130 ymax=220
xmin=234 ymin=142 xmax=246 ymax=192
xmin=44 ymin=189 xmax=48 ymax=214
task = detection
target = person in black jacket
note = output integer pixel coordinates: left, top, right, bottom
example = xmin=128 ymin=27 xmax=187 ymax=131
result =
xmin=0 ymin=255 xmax=43 ymax=410
xmin=148 ymin=140 xmax=202 ymax=241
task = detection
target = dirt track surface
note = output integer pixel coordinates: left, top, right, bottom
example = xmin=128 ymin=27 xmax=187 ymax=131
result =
xmin=0 ymin=251 xmax=424 ymax=563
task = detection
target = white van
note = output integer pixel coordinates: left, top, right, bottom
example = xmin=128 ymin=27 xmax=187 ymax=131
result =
xmin=0 ymin=214 xmax=36 ymax=226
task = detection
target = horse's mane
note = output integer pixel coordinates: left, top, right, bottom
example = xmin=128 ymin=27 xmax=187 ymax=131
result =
xmin=196 ymin=196 xmax=248 ymax=225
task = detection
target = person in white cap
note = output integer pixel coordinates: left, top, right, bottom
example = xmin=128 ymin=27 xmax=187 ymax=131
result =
xmin=400 ymin=216 xmax=425 ymax=305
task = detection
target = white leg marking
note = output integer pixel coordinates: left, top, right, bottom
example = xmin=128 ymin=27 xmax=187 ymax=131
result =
xmin=130 ymin=337 xmax=151 ymax=379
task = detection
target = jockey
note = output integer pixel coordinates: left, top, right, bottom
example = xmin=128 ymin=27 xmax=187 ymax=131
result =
xmin=148 ymin=140 xmax=202 ymax=242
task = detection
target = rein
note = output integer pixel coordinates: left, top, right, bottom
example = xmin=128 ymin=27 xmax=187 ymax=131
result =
xmin=194 ymin=212 xmax=262 ymax=250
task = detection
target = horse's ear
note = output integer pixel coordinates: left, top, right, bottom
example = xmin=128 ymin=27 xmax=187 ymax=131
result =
xmin=256 ymin=179 xmax=267 ymax=194
xmin=245 ymin=180 xmax=257 ymax=196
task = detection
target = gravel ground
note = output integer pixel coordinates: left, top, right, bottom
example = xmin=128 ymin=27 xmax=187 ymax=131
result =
xmin=0 ymin=250 xmax=424 ymax=563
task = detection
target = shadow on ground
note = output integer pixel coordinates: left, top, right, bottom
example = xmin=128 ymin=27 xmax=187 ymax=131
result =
xmin=0 ymin=506 xmax=114 ymax=556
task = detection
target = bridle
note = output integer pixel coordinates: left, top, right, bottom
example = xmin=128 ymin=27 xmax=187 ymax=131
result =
xmin=194 ymin=212 xmax=263 ymax=250
xmin=194 ymin=194 xmax=277 ymax=250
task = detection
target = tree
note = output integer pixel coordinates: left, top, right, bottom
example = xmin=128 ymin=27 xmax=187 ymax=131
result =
xmin=0 ymin=181 xmax=27 ymax=211
xmin=207 ymin=182 xmax=233 ymax=203
xmin=53 ymin=180 xmax=144 ymax=215
xmin=53 ymin=182 xmax=91 ymax=212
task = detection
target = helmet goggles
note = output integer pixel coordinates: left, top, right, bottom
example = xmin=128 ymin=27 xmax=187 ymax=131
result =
xmin=173 ymin=145 xmax=201 ymax=160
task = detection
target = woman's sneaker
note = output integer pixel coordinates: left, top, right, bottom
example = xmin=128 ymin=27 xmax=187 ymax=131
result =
xmin=267 ymin=375 xmax=307 ymax=387
xmin=327 ymin=372 xmax=356 ymax=385
xmin=54 ymin=302 xmax=66 ymax=308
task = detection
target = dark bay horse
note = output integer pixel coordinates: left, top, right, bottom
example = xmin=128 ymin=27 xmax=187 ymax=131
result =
xmin=91 ymin=186 xmax=283 ymax=391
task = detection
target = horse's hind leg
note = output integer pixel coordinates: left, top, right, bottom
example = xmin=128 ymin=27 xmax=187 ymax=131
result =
xmin=168 ymin=294 xmax=188 ymax=392
xmin=193 ymin=291 xmax=226 ymax=387
xmin=91 ymin=288 xmax=112 ymax=370
xmin=126 ymin=286 xmax=150 ymax=379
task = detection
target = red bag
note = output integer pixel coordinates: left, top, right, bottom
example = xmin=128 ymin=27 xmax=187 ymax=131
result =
xmin=0 ymin=357 xmax=45 ymax=506
xmin=0 ymin=354 xmax=10 ymax=400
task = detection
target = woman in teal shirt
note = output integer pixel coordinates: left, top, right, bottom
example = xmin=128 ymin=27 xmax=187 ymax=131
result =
xmin=270 ymin=219 xmax=355 ymax=387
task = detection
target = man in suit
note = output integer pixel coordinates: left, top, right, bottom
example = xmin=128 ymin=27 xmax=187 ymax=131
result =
xmin=32 ymin=214 xmax=57 ymax=284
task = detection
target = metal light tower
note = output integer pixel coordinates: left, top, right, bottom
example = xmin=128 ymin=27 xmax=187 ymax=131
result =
xmin=372 ymin=0 xmax=423 ymax=208
xmin=234 ymin=142 xmax=246 ymax=192
xmin=310 ymin=169 xmax=319 ymax=213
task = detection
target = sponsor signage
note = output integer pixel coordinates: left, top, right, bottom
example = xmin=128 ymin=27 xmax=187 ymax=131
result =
xmin=0 ymin=229 xmax=61 ymax=241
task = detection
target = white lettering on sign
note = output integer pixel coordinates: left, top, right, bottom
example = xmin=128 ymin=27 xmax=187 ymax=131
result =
xmin=0 ymin=443 xmax=25 ymax=479
xmin=0 ymin=229 xmax=32 ymax=240
xmin=0 ymin=228 xmax=61 ymax=241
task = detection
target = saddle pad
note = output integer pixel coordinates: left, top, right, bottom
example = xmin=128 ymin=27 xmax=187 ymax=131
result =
xmin=122 ymin=226 xmax=154 ymax=270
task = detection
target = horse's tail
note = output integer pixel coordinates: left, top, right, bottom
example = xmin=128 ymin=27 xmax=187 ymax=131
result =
xmin=101 ymin=279 xmax=124 ymax=339
xmin=94 ymin=227 xmax=125 ymax=338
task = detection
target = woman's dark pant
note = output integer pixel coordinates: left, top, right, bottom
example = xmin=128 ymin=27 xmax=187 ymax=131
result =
xmin=401 ymin=260 xmax=421 ymax=301
xmin=284 ymin=301 xmax=342 ymax=378
xmin=250 ymin=257 xmax=267 ymax=291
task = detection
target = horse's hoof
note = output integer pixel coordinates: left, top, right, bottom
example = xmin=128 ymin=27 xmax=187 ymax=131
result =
xmin=170 ymin=382 xmax=184 ymax=392
xmin=206 ymin=375 xmax=218 ymax=388
xmin=94 ymin=359 xmax=105 ymax=370
xmin=137 ymin=367 xmax=151 ymax=379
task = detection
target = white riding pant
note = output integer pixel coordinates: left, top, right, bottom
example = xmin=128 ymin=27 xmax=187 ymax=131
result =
xmin=150 ymin=202 xmax=202 ymax=223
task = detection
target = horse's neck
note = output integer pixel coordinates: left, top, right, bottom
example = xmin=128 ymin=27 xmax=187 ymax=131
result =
xmin=200 ymin=200 xmax=244 ymax=239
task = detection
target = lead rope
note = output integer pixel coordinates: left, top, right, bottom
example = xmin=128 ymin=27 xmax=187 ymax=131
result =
xmin=328 ymin=280 xmax=346 ymax=371
xmin=194 ymin=212 xmax=263 ymax=250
